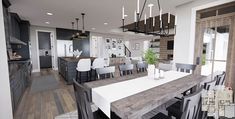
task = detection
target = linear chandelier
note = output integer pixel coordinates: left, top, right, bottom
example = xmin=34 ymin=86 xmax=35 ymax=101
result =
xmin=122 ymin=0 xmax=177 ymax=36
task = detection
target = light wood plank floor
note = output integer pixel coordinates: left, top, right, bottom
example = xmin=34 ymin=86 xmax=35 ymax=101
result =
xmin=14 ymin=69 xmax=77 ymax=119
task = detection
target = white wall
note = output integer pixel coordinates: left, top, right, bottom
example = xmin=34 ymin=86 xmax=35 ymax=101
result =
xmin=174 ymin=0 xmax=235 ymax=64
xmin=0 ymin=2 xmax=13 ymax=119
xmin=90 ymin=32 xmax=124 ymax=57
xmin=126 ymin=39 xmax=151 ymax=57
xmin=30 ymin=26 xmax=57 ymax=72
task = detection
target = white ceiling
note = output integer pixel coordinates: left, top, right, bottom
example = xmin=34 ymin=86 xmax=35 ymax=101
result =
xmin=9 ymin=0 xmax=194 ymax=36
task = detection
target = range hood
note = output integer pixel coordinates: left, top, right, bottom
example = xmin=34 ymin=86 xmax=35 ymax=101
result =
xmin=10 ymin=36 xmax=27 ymax=45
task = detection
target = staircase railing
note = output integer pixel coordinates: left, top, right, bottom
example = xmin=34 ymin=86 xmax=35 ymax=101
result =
xmin=124 ymin=45 xmax=131 ymax=57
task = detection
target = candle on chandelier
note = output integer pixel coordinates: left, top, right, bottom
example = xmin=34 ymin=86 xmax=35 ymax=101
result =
xmin=148 ymin=4 xmax=154 ymax=18
xmin=144 ymin=14 xmax=147 ymax=24
xmin=137 ymin=0 xmax=140 ymax=14
xmin=160 ymin=9 xmax=162 ymax=21
xmin=134 ymin=10 xmax=137 ymax=22
xmin=122 ymin=6 xmax=125 ymax=19
xmin=168 ymin=12 xmax=170 ymax=23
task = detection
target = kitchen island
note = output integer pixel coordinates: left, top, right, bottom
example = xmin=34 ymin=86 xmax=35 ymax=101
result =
xmin=58 ymin=57 xmax=143 ymax=84
xmin=58 ymin=57 xmax=95 ymax=84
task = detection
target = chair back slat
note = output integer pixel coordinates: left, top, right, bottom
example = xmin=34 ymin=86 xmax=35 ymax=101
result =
xmin=181 ymin=88 xmax=203 ymax=119
xmin=119 ymin=64 xmax=134 ymax=76
xmin=96 ymin=66 xmax=115 ymax=79
xmin=73 ymin=79 xmax=94 ymax=119
xmin=176 ymin=63 xmax=196 ymax=73
xmin=216 ymin=72 xmax=226 ymax=85
xmin=204 ymin=79 xmax=217 ymax=90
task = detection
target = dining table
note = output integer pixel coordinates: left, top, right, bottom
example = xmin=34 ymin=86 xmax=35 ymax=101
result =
xmin=84 ymin=70 xmax=207 ymax=119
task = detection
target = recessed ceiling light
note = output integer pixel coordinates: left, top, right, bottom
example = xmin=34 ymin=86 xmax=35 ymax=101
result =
xmin=104 ymin=22 xmax=108 ymax=25
xmin=124 ymin=15 xmax=128 ymax=17
xmin=45 ymin=22 xmax=50 ymax=24
xmin=91 ymin=28 xmax=96 ymax=30
xmin=46 ymin=12 xmax=53 ymax=16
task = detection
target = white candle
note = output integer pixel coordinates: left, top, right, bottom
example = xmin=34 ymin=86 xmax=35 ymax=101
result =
xmin=122 ymin=6 xmax=125 ymax=19
xmin=134 ymin=10 xmax=137 ymax=22
xmin=148 ymin=4 xmax=154 ymax=18
xmin=137 ymin=0 xmax=140 ymax=14
xmin=168 ymin=12 xmax=170 ymax=23
xmin=175 ymin=15 xmax=177 ymax=25
xmin=160 ymin=20 xmax=162 ymax=28
xmin=144 ymin=14 xmax=147 ymax=24
xmin=153 ymin=17 xmax=155 ymax=26
xmin=160 ymin=9 xmax=162 ymax=21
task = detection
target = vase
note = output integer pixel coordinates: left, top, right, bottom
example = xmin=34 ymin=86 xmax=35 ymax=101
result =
xmin=147 ymin=64 xmax=155 ymax=79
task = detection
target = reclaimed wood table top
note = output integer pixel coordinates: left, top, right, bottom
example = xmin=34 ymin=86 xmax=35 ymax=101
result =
xmin=85 ymin=72 xmax=206 ymax=119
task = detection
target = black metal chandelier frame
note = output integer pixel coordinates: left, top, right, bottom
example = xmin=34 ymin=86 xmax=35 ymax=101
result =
xmin=122 ymin=0 xmax=176 ymax=36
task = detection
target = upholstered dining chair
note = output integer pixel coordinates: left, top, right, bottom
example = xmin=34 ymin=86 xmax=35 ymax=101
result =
xmin=119 ymin=64 xmax=134 ymax=76
xmin=73 ymin=79 xmax=109 ymax=119
xmin=136 ymin=61 xmax=147 ymax=73
xmin=96 ymin=66 xmax=115 ymax=79
xmin=166 ymin=88 xmax=203 ymax=119
xmin=175 ymin=63 xmax=196 ymax=73
xmin=76 ymin=59 xmax=91 ymax=83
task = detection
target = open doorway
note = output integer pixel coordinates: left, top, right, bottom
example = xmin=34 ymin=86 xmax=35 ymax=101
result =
xmin=37 ymin=31 xmax=52 ymax=69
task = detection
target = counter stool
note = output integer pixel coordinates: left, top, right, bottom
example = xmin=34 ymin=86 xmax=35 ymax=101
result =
xmin=91 ymin=58 xmax=105 ymax=80
xmin=76 ymin=59 xmax=91 ymax=83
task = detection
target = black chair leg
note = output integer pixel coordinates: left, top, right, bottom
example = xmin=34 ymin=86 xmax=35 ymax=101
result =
xmin=79 ymin=72 xmax=82 ymax=83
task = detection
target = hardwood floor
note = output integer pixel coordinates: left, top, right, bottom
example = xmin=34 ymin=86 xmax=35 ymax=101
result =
xmin=14 ymin=69 xmax=77 ymax=119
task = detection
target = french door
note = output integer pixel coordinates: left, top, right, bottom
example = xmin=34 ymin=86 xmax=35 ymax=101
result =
xmin=201 ymin=25 xmax=229 ymax=77
xmin=194 ymin=15 xmax=235 ymax=85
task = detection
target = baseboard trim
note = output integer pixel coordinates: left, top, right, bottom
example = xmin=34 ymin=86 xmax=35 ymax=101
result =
xmin=32 ymin=69 xmax=40 ymax=72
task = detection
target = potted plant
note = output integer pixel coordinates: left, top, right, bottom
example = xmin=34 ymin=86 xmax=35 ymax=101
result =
xmin=144 ymin=49 xmax=158 ymax=79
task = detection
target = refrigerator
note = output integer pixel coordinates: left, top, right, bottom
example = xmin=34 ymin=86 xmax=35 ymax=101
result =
xmin=57 ymin=40 xmax=73 ymax=57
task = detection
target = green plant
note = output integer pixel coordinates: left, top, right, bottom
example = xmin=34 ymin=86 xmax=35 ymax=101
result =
xmin=144 ymin=49 xmax=158 ymax=65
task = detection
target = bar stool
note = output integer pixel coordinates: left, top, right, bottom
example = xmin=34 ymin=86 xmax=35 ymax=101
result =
xmin=91 ymin=58 xmax=106 ymax=80
xmin=76 ymin=59 xmax=91 ymax=83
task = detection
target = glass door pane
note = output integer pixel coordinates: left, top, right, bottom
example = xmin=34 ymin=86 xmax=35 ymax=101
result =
xmin=213 ymin=26 xmax=229 ymax=73
xmin=201 ymin=26 xmax=229 ymax=77
xmin=201 ymin=27 xmax=216 ymax=76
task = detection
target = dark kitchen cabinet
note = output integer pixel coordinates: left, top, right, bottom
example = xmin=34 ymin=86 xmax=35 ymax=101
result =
xmin=18 ymin=21 xmax=30 ymax=58
xmin=9 ymin=61 xmax=30 ymax=113
xmin=10 ymin=13 xmax=21 ymax=40
xmin=39 ymin=56 xmax=52 ymax=68
xmin=3 ymin=4 xmax=11 ymax=49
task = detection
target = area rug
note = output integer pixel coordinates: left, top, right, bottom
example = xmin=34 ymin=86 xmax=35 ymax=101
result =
xmin=30 ymin=75 xmax=59 ymax=94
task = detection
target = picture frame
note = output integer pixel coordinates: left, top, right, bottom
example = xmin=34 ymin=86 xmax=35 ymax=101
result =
xmin=135 ymin=43 xmax=140 ymax=50
xmin=112 ymin=38 xmax=117 ymax=50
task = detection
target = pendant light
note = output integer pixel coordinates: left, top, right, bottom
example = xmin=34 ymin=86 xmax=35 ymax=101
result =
xmin=78 ymin=13 xmax=88 ymax=39
xmin=71 ymin=18 xmax=81 ymax=40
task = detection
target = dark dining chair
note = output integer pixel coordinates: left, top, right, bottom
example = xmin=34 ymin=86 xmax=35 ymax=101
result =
xmin=136 ymin=61 xmax=147 ymax=73
xmin=166 ymin=88 xmax=203 ymax=119
xmin=204 ymin=79 xmax=217 ymax=90
xmin=215 ymin=72 xmax=226 ymax=86
xmin=119 ymin=64 xmax=134 ymax=76
xmin=96 ymin=66 xmax=115 ymax=79
xmin=175 ymin=63 xmax=196 ymax=73
xmin=72 ymin=79 xmax=109 ymax=119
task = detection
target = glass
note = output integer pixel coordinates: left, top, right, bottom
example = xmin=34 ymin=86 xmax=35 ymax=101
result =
xmin=201 ymin=26 xmax=229 ymax=77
